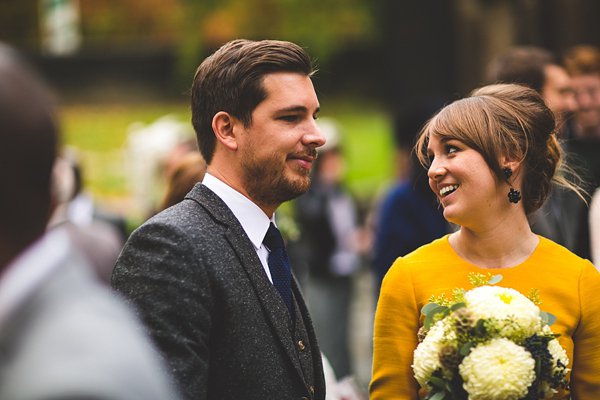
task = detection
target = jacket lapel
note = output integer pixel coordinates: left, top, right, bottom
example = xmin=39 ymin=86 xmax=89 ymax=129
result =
xmin=185 ymin=184 xmax=306 ymax=382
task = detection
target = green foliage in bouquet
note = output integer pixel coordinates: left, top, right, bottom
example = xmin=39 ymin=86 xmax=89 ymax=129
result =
xmin=414 ymin=274 xmax=570 ymax=400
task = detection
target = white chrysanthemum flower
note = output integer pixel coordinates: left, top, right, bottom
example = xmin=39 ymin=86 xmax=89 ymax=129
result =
xmin=536 ymin=325 xmax=570 ymax=398
xmin=548 ymin=338 xmax=569 ymax=368
xmin=412 ymin=321 xmax=453 ymax=390
xmin=541 ymin=325 xmax=570 ymax=370
xmin=459 ymin=338 xmax=535 ymax=400
xmin=465 ymin=286 xmax=541 ymax=335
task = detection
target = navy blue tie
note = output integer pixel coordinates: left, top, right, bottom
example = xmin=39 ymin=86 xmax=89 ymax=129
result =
xmin=263 ymin=223 xmax=293 ymax=316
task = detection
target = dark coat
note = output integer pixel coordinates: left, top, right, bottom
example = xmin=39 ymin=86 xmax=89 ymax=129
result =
xmin=112 ymin=183 xmax=325 ymax=400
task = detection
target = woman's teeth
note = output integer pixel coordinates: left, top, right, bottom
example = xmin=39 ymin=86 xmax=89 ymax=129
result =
xmin=440 ymin=184 xmax=459 ymax=197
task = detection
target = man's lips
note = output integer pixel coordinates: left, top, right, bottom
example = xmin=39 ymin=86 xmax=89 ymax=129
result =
xmin=288 ymin=150 xmax=318 ymax=169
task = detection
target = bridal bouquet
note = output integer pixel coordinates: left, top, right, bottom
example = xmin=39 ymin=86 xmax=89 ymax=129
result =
xmin=413 ymin=274 xmax=569 ymax=400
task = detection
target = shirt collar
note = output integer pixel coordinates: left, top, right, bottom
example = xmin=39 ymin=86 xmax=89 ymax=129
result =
xmin=202 ymin=173 xmax=273 ymax=250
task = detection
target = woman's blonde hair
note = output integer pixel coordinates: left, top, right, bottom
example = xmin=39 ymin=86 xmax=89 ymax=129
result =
xmin=415 ymin=83 xmax=582 ymax=215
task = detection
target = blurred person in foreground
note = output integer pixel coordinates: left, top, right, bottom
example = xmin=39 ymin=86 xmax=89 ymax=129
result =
xmin=112 ymin=39 xmax=326 ymax=400
xmin=0 ymin=43 xmax=179 ymax=400
xmin=371 ymin=97 xmax=451 ymax=295
xmin=370 ymin=84 xmax=600 ymax=399
xmin=487 ymin=46 xmax=589 ymax=259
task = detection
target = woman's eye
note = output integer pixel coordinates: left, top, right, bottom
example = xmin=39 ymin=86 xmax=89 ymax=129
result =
xmin=447 ymin=145 xmax=459 ymax=154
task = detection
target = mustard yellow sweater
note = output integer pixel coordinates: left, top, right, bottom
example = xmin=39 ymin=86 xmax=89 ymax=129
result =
xmin=370 ymin=235 xmax=600 ymax=400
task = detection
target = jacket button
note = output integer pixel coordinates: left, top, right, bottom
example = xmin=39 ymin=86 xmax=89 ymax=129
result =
xmin=310 ymin=386 xmax=314 ymax=393
xmin=298 ymin=340 xmax=305 ymax=350
xmin=300 ymin=398 xmax=308 ymax=400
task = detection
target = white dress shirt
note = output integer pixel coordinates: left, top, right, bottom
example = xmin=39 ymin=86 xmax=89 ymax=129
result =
xmin=202 ymin=173 xmax=275 ymax=282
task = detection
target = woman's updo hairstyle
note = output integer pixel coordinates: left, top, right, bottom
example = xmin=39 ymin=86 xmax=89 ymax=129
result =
xmin=415 ymin=83 xmax=574 ymax=215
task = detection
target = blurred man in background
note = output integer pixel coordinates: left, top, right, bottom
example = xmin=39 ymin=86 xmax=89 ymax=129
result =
xmin=565 ymin=45 xmax=600 ymax=139
xmin=486 ymin=46 xmax=578 ymax=138
xmin=0 ymin=42 xmax=179 ymax=400
xmin=294 ymin=118 xmax=365 ymax=381
xmin=564 ymin=45 xmax=600 ymax=264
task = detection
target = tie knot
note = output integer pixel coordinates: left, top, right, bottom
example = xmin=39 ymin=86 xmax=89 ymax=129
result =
xmin=263 ymin=223 xmax=285 ymax=251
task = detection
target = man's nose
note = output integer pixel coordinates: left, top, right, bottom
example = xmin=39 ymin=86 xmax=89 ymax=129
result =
xmin=565 ymin=94 xmax=579 ymax=113
xmin=304 ymin=120 xmax=326 ymax=148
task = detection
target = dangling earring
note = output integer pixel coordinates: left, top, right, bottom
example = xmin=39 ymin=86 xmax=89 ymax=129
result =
xmin=503 ymin=167 xmax=521 ymax=204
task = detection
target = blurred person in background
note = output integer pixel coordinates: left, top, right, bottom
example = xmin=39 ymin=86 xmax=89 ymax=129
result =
xmin=294 ymin=117 xmax=367 ymax=381
xmin=0 ymin=42 xmax=179 ymax=400
xmin=565 ymin=45 xmax=600 ymax=138
xmin=159 ymin=151 xmax=207 ymax=211
xmin=126 ymin=115 xmax=197 ymax=219
xmin=48 ymin=155 xmax=125 ymax=284
xmin=565 ymin=45 xmax=600 ymax=266
xmin=486 ymin=46 xmax=590 ymax=259
xmin=371 ymin=97 xmax=452 ymax=295
xmin=64 ymin=149 xmax=129 ymax=241
xmin=486 ymin=46 xmax=578 ymax=138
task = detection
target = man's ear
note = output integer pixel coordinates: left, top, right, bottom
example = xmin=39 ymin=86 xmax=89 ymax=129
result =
xmin=212 ymin=111 xmax=239 ymax=151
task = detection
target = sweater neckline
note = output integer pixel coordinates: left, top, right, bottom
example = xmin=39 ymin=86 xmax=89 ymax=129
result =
xmin=441 ymin=234 xmax=545 ymax=270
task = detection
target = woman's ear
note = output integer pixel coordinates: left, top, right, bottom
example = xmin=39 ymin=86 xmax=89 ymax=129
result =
xmin=212 ymin=111 xmax=239 ymax=151
xmin=501 ymin=156 xmax=521 ymax=175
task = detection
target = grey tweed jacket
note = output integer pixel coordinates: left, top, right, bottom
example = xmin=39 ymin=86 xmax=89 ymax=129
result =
xmin=112 ymin=183 xmax=325 ymax=400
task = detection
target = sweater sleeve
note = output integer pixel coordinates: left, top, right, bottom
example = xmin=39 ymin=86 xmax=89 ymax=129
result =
xmin=570 ymin=259 xmax=600 ymax=399
xmin=370 ymin=257 xmax=421 ymax=400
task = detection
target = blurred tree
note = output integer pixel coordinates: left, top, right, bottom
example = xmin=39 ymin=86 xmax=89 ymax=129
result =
xmin=73 ymin=0 xmax=377 ymax=82
xmin=79 ymin=0 xmax=183 ymax=46
xmin=177 ymin=0 xmax=377 ymax=83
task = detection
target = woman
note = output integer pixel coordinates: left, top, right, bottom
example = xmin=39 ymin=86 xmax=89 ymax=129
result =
xmin=370 ymin=84 xmax=600 ymax=399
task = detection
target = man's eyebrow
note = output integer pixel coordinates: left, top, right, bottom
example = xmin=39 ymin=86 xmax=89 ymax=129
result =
xmin=276 ymin=105 xmax=320 ymax=114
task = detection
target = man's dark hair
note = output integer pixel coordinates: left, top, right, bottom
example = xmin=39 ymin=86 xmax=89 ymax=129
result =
xmin=564 ymin=45 xmax=600 ymax=77
xmin=486 ymin=46 xmax=556 ymax=93
xmin=190 ymin=39 xmax=313 ymax=164
xmin=0 ymin=43 xmax=57 ymax=253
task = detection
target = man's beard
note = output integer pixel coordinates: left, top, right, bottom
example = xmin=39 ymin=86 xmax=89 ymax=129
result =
xmin=241 ymin=149 xmax=316 ymax=208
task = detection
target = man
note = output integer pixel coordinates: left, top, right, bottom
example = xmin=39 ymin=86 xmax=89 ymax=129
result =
xmin=0 ymin=43 xmax=179 ymax=400
xmin=112 ymin=39 xmax=326 ymax=400
xmin=486 ymin=46 xmax=578 ymax=136
xmin=565 ymin=45 xmax=600 ymax=138
xmin=564 ymin=45 xmax=600 ymax=262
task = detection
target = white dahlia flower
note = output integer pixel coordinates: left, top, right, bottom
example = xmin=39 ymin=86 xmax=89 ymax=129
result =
xmin=459 ymin=338 xmax=535 ymax=400
xmin=465 ymin=286 xmax=541 ymax=334
xmin=412 ymin=321 xmax=453 ymax=390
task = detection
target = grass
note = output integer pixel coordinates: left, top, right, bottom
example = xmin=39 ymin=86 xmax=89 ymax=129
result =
xmin=58 ymin=99 xmax=394 ymax=221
